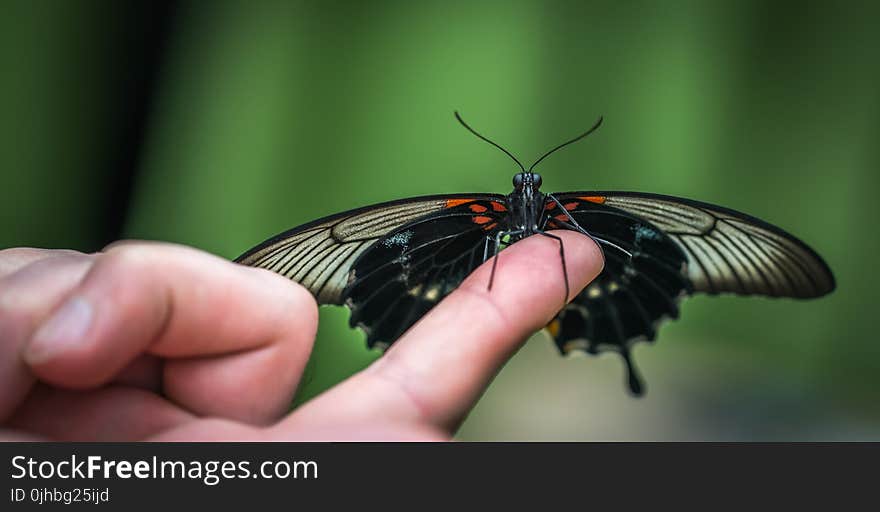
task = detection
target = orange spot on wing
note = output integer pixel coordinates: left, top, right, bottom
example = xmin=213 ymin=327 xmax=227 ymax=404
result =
xmin=490 ymin=201 xmax=507 ymax=212
xmin=554 ymin=214 xmax=568 ymax=222
xmin=469 ymin=203 xmax=488 ymax=213
xmin=545 ymin=201 xmax=557 ymax=210
xmin=564 ymin=202 xmax=579 ymax=211
xmin=445 ymin=198 xmax=474 ymax=208
xmin=578 ymin=195 xmax=606 ymax=204
xmin=546 ymin=319 xmax=561 ymax=338
xmin=473 ymin=215 xmax=493 ymax=225
xmin=483 ymin=222 xmax=498 ymax=231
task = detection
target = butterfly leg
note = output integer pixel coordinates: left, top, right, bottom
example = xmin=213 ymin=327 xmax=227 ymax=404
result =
xmin=535 ymin=230 xmax=570 ymax=304
xmin=487 ymin=229 xmax=524 ymax=291
xmin=545 ymin=193 xmax=633 ymax=258
xmin=556 ymin=219 xmax=633 ymax=259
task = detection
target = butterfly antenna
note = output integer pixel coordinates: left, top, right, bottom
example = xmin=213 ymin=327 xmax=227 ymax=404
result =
xmin=454 ymin=111 xmax=526 ymax=173
xmin=528 ymin=116 xmax=604 ymax=173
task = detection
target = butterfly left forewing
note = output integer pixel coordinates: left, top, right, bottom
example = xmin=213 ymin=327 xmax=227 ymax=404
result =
xmin=549 ymin=191 xmax=835 ymax=299
xmin=596 ymin=192 xmax=834 ymax=298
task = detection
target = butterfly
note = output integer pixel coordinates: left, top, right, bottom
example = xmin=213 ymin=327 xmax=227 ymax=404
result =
xmin=235 ymin=113 xmax=835 ymax=395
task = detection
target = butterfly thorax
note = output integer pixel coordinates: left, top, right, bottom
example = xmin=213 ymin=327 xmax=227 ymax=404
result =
xmin=506 ymin=172 xmax=545 ymax=237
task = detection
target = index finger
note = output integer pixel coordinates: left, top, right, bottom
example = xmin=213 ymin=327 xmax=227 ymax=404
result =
xmin=21 ymin=243 xmax=319 ymax=424
xmin=283 ymin=230 xmax=603 ymax=433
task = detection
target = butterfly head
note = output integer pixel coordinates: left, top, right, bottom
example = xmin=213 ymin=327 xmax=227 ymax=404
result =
xmin=513 ymin=172 xmax=542 ymax=192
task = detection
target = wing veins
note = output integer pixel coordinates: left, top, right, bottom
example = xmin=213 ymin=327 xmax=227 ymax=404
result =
xmin=715 ymin=221 xmax=775 ymax=295
xmin=312 ymin=241 xmax=363 ymax=300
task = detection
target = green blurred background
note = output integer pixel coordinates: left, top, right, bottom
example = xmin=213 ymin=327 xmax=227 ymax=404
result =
xmin=2 ymin=0 xmax=877 ymax=440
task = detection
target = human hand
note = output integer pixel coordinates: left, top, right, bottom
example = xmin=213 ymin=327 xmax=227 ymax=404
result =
xmin=0 ymin=234 xmax=602 ymax=441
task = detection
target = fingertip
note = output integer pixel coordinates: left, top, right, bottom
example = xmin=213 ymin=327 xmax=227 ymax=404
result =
xmin=462 ymin=229 xmax=604 ymax=327
xmin=245 ymin=266 xmax=319 ymax=329
xmin=225 ymin=266 xmax=320 ymax=363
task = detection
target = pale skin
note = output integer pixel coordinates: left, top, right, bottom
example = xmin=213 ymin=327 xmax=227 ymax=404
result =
xmin=0 ymin=232 xmax=602 ymax=441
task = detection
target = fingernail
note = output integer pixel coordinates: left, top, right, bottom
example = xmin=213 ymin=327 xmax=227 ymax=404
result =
xmin=25 ymin=296 xmax=93 ymax=364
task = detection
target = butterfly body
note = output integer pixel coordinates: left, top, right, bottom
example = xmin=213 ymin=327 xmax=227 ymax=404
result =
xmin=236 ymin=115 xmax=835 ymax=396
xmin=504 ymin=172 xmax=545 ymax=234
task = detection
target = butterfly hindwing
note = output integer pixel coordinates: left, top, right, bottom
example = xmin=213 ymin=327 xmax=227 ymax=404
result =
xmin=343 ymin=197 xmax=507 ymax=348
xmin=541 ymin=191 xmax=834 ymax=394
xmin=543 ymin=195 xmax=693 ymax=394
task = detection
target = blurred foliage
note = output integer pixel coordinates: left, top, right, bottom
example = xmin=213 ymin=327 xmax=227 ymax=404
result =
xmin=2 ymin=0 xmax=878 ymax=439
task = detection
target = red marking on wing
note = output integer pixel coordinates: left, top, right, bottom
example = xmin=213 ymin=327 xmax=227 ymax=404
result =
xmin=490 ymin=201 xmax=507 ymax=212
xmin=473 ymin=215 xmax=493 ymax=225
xmin=563 ymin=202 xmax=579 ymax=211
xmin=469 ymin=203 xmax=488 ymax=213
xmin=483 ymin=222 xmax=498 ymax=231
xmin=578 ymin=195 xmax=606 ymax=204
xmin=445 ymin=198 xmax=474 ymax=208
xmin=544 ymin=201 xmax=557 ymax=210
xmin=554 ymin=214 xmax=568 ymax=222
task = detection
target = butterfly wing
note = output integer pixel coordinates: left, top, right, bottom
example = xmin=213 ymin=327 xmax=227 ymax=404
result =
xmin=238 ymin=190 xmax=834 ymax=395
xmin=237 ymin=195 xmax=463 ymax=304
xmin=573 ymin=192 xmax=836 ymax=297
xmin=343 ymin=197 xmax=508 ymax=349
xmin=543 ymin=191 xmax=835 ymax=394
xmin=236 ymin=194 xmax=507 ymax=345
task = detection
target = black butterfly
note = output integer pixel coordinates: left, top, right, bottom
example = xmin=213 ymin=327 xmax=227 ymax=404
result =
xmin=236 ymin=113 xmax=835 ymax=395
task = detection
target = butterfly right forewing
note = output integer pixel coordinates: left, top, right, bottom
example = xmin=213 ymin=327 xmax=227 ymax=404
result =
xmin=236 ymin=195 xmax=476 ymax=304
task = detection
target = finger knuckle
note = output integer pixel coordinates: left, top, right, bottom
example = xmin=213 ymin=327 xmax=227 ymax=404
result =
xmin=102 ymin=244 xmax=158 ymax=274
